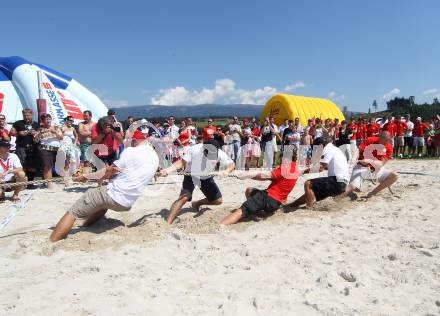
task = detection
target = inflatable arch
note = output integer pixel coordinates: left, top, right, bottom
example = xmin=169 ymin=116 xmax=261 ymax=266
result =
xmin=0 ymin=56 xmax=108 ymax=124
xmin=260 ymin=94 xmax=345 ymax=127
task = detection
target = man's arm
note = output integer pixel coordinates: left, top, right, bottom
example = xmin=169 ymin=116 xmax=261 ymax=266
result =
xmin=76 ymin=164 xmax=120 ymax=182
xmin=159 ymin=159 xmax=186 ymax=176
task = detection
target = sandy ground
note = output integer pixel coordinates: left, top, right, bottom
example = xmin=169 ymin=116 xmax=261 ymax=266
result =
xmin=0 ymin=160 xmax=439 ymax=315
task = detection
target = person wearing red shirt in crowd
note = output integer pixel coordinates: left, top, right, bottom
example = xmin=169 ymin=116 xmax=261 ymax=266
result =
xmin=367 ymin=118 xmax=380 ymax=137
xmin=356 ymin=117 xmax=367 ymax=145
xmin=413 ymin=117 xmax=429 ymax=157
xmin=220 ymin=158 xmax=298 ymax=225
xmin=394 ymin=115 xmax=407 ymax=158
xmin=0 ymin=114 xmax=10 ymax=142
xmin=341 ymin=131 xmax=397 ymax=199
xmin=306 ymin=119 xmax=314 ymax=138
xmin=382 ymin=115 xmax=397 ymax=148
xmin=347 ymin=117 xmax=358 ymax=160
xmin=202 ymin=118 xmax=216 ymax=142
xmin=91 ymin=116 xmax=123 ymax=167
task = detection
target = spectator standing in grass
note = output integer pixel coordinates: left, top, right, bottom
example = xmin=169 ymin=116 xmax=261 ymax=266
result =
xmin=412 ymin=117 xmax=429 ymax=157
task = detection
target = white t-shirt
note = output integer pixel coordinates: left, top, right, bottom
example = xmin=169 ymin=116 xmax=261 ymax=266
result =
xmin=168 ymin=125 xmax=180 ymax=139
xmin=229 ymin=124 xmax=242 ymax=141
xmin=183 ymin=143 xmax=233 ymax=180
xmin=279 ymin=124 xmax=289 ymax=136
xmin=320 ymin=143 xmax=349 ymax=183
xmin=107 ymin=144 xmax=159 ymax=208
xmin=314 ymin=127 xmax=323 ymax=139
xmin=0 ymin=153 xmax=22 ymax=182
xmin=405 ymin=121 xmax=414 ymax=137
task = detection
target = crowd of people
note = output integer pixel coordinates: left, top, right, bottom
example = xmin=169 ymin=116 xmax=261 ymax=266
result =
xmin=1 ymin=108 xmax=440 ymax=205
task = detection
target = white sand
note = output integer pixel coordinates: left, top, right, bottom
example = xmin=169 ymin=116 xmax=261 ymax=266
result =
xmin=1 ymin=160 xmax=439 ymax=315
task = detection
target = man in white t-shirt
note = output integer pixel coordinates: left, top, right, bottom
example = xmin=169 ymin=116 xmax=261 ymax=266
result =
xmin=159 ymin=139 xmax=235 ymax=224
xmin=286 ymin=138 xmax=349 ymax=208
xmin=0 ymin=140 xmax=26 ymax=202
xmin=228 ymin=116 xmax=243 ymax=163
xmin=403 ymin=114 xmax=414 ymax=157
xmin=50 ymin=131 xmax=159 ymax=242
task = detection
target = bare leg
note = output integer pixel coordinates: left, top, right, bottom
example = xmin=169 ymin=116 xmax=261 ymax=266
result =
xmin=82 ymin=209 xmax=108 ymax=227
xmin=191 ymin=197 xmax=222 ymax=212
xmin=12 ymin=171 xmax=26 ymax=201
xmin=304 ymin=180 xmax=316 ymax=208
xmin=43 ymin=165 xmax=54 ymax=189
xmin=367 ymin=172 xmax=398 ymax=198
xmin=167 ymin=195 xmax=189 ymax=224
xmin=245 ymin=187 xmax=255 ymax=199
xmin=50 ymin=212 xmax=76 ymax=242
xmin=220 ymin=208 xmax=244 ymax=225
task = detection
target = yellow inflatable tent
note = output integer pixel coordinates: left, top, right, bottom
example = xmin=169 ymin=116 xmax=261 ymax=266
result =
xmin=260 ymin=94 xmax=345 ymax=127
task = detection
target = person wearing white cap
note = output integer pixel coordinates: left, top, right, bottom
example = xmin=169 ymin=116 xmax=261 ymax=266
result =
xmin=412 ymin=117 xmax=429 ymax=157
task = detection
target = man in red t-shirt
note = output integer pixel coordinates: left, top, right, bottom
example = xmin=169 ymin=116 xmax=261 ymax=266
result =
xmin=366 ymin=118 xmax=380 ymax=137
xmin=91 ymin=116 xmax=123 ymax=166
xmin=220 ymin=161 xmax=298 ymax=225
xmin=347 ymin=117 xmax=358 ymax=158
xmin=341 ymin=131 xmax=397 ymax=199
xmin=202 ymin=118 xmax=217 ymax=142
xmin=356 ymin=117 xmax=367 ymax=145
xmin=0 ymin=114 xmax=10 ymax=142
xmin=412 ymin=117 xmax=429 ymax=157
xmin=394 ymin=115 xmax=407 ymax=157
xmin=382 ymin=116 xmax=397 ymax=148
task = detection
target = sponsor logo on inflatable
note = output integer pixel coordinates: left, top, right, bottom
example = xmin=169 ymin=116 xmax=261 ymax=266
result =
xmin=0 ymin=92 xmax=4 ymax=113
xmin=269 ymin=102 xmax=282 ymax=116
xmin=42 ymin=82 xmax=83 ymax=122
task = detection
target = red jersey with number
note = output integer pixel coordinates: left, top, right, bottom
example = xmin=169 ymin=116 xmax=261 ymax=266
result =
xmin=266 ymin=162 xmax=298 ymax=203
xmin=348 ymin=123 xmax=358 ymax=140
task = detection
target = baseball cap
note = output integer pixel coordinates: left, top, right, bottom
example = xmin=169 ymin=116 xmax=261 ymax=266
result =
xmin=132 ymin=130 xmax=146 ymax=140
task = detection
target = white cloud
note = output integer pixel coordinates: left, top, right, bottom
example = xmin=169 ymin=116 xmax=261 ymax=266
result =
xmin=422 ymin=88 xmax=439 ymax=95
xmin=327 ymin=91 xmax=345 ymax=103
xmin=150 ymin=79 xmax=278 ymax=105
xmin=381 ymin=88 xmax=400 ymax=101
xmin=284 ymin=81 xmax=306 ymax=92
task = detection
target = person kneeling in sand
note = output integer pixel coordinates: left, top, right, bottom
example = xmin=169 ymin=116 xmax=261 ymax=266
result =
xmin=340 ymin=131 xmax=398 ymax=199
xmin=50 ymin=131 xmax=158 ymax=242
xmin=286 ymin=138 xmax=350 ymax=209
xmin=220 ymin=152 xmax=299 ymax=225
xmin=159 ymin=139 xmax=235 ymax=224
xmin=0 ymin=140 xmax=26 ymax=202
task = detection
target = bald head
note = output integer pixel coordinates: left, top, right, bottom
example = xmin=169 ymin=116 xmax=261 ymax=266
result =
xmin=379 ymin=130 xmax=391 ymax=143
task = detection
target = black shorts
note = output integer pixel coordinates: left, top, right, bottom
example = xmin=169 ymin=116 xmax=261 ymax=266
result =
xmin=241 ymin=189 xmax=281 ymax=217
xmin=15 ymin=145 xmax=40 ymax=169
xmin=40 ymin=149 xmax=58 ymax=168
xmin=180 ymin=175 xmax=222 ymax=202
xmin=310 ymin=176 xmax=347 ymax=201
xmin=404 ymin=137 xmax=413 ymax=147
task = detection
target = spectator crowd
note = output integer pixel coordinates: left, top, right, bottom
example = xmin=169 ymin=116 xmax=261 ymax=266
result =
xmin=0 ymin=108 xmax=439 ymax=201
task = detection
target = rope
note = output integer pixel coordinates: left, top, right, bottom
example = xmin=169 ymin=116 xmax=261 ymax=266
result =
xmin=0 ymin=177 xmax=67 ymax=190
xmin=396 ymin=171 xmax=440 ymax=178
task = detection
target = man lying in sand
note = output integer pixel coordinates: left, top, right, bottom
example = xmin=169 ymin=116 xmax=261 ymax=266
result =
xmin=50 ymin=131 xmax=158 ymax=242
xmin=286 ymin=138 xmax=349 ymax=209
xmin=220 ymin=152 xmax=299 ymax=225
xmin=340 ymin=131 xmax=398 ymax=199
xmin=159 ymin=139 xmax=235 ymax=224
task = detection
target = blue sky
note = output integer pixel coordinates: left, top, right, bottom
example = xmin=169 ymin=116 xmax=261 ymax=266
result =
xmin=3 ymin=0 xmax=440 ymax=111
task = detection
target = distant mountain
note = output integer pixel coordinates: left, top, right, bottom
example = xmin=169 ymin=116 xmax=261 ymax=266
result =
xmin=111 ymin=104 xmax=264 ymax=119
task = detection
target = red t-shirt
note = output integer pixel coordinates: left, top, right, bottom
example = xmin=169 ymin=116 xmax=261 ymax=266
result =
xmin=0 ymin=127 xmax=9 ymax=141
xmin=382 ymin=121 xmax=397 ymax=137
xmin=348 ymin=123 xmax=358 ymax=140
xmin=366 ymin=123 xmax=380 ymax=137
xmin=395 ymin=120 xmax=407 ymax=136
xmin=413 ymin=122 xmax=428 ymax=137
xmin=202 ymin=126 xmax=216 ymax=141
xmin=358 ymin=137 xmax=393 ymax=162
xmin=266 ymin=162 xmax=298 ymax=203
xmin=91 ymin=124 xmax=121 ymax=157
xmin=251 ymin=127 xmax=261 ymax=137
xmin=357 ymin=123 xmax=367 ymax=140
